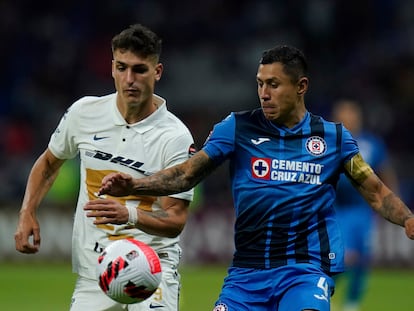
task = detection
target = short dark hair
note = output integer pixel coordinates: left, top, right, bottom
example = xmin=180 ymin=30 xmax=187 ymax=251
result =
xmin=111 ymin=24 xmax=162 ymax=61
xmin=260 ymin=45 xmax=308 ymax=82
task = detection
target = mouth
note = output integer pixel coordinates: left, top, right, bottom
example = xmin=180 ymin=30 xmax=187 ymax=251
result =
xmin=124 ymin=89 xmax=140 ymax=96
xmin=261 ymin=105 xmax=279 ymax=120
xmin=262 ymin=105 xmax=275 ymax=112
xmin=125 ymin=88 xmax=138 ymax=92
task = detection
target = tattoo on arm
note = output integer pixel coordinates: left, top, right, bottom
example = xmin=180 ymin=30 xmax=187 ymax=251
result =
xmin=379 ymin=193 xmax=413 ymax=226
xmin=42 ymin=168 xmax=55 ymax=182
xmin=134 ymin=151 xmax=216 ymax=196
xmin=345 ymin=153 xmax=413 ymax=227
xmin=142 ymin=209 xmax=169 ymax=219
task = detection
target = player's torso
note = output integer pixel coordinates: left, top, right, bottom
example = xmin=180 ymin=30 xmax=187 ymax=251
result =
xmin=230 ymin=111 xmax=348 ymax=271
xmin=55 ymin=94 xmax=187 ymax=277
xmin=231 ymin=111 xmax=343 ymax=218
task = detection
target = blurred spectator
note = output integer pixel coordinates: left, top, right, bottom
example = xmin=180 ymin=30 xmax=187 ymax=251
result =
xmin=0 ymin=114 xmax=35 ymax=200
xmin=2 ymin=0 xmax=414 ymax=205
xmin=331 ymin=99 xmax=400 ymax=311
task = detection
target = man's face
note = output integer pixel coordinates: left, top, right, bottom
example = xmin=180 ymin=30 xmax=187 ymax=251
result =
xmin=112 ymin=49 xmax=162 ymax=107
xmin=256 ymin=62 xmax=306 ymax=125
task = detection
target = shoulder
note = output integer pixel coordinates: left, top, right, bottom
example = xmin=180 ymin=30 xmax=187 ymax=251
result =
xmin=309 ymin=112 xmax=336 ymax=126
xmin=61 ymin=93 xmax=115 ymax=127
xmin=151 ymin=108 xmax=194 ymax=146
xmin=226 ymin=109 xmax=263 ymax=128
xmin=69 ymin=93 xmax=115 ymax=113
xmin=162 ymin=110 xmax=192 ymax=135
xmin=308 ymin=112 xmax=345 ymax=133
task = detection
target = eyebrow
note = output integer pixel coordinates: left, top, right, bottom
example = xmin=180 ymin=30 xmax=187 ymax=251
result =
xmin=114 ymin=60 xmax=142 ymax=65
xmin=114 ymin=60 xmax=149 ymax=68
xmin=256 ymin=76 xmax=278 ymax=83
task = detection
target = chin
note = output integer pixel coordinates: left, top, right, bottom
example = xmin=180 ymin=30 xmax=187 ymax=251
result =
xmin=263 ymin=112 xmax=277 ymax=121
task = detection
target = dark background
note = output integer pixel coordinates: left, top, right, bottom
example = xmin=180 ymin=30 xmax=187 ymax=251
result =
xmin=1 ymin=0 xmax=414 ymax=209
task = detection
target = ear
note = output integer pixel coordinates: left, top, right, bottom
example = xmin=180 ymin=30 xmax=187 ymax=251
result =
xmin=155 ymin=63 xmax=163 ymax=82
xmin=297 ymin=77 xmax=309 ymax=95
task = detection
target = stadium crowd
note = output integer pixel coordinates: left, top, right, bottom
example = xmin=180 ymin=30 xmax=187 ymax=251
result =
xmin=1 ymin=0 xmax=414 ymax=211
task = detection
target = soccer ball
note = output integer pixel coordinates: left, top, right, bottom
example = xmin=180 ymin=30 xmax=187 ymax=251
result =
xmin=96 ymin=238 xmax=162 ymax=304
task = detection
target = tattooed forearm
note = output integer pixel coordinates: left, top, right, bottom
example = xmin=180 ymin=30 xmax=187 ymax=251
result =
xmin=142 ymin=209 xmax=169 ymax=219
xmin=350 ymin=162 xmax=414 ymax=228
xmin=379 ymin=193 xmax=413 ymax=227
xmin=132 ymin=151 xmax=216 ymax=196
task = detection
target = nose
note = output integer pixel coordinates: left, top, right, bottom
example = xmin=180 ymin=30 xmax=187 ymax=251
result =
xmin=126 ymin=69 xmax=134 ymax=84
xmin=259 ymin=85 xmax=270 ymax=100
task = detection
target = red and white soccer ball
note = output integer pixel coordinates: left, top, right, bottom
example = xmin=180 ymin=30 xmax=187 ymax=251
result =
xmin=96 ymin=238 xmax=162 ymax=304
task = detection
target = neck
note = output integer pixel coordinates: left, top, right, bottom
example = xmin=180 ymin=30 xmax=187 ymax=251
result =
xmin=274 ymin=106 xmax=307 ymax=129
xmin=117 ymin=98 xmax=158 ymax=124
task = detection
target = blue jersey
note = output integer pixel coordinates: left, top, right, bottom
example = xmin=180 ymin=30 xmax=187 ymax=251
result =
xmin=203 ymin=109 xmax=359 ymax=274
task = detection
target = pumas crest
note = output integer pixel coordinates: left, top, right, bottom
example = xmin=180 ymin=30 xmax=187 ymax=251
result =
xmin=306 ymin=136 xmax=327 ymax=156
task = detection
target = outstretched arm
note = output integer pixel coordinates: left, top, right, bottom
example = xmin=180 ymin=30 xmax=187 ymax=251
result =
xmin=15 ymin=148 xmax=65 ymax=253
xmin=99 ymin=150 xmax=216 ymax=197
xmin=345 ymin=153 xmax=414 ymax=239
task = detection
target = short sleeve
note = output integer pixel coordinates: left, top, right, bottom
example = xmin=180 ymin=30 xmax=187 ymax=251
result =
xmin=48 ymin=102 xmax=80 ymax=160
xmin=202 ymin=113 xmax=236 ymax=164
xmin=341 ymin=125 xmax=360 ymax=164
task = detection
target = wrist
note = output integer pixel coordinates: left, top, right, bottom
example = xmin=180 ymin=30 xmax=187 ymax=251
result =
xmin=126 ymin=206 xmax=138 ymax=226
xmin=404 ymin=214 xmax=414 ymax=225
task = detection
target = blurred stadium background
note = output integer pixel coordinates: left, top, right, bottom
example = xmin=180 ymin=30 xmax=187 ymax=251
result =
xmin=1 ymin=0 xmax=414 ymax=309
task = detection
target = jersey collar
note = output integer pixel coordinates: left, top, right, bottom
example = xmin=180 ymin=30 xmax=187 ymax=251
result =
xmin=268 ymin=111 xmax=310 ymax=133
xmin=113 ymin=94 xmax=167 ymax=133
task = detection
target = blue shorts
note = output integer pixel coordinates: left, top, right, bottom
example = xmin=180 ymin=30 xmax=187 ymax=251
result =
xmin=213 ymin=264 xmax=335 ymax=311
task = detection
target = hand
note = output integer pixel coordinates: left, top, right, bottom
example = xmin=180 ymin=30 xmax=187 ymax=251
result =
xmin=14 ymin=211 xmax=41 ymax=254
xmin=84 ymin=199 xmax=129 ymax=225
xmin=98 ymin=172 xmax=134 ymax=197
xmin=404 ymin=216 xmax=414 ymax=239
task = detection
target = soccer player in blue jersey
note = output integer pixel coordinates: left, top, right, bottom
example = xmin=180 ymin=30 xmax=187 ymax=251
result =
xmin=331 ymin=99 xmax=400 ymax=311
xmin=92 ymin=45 xmax=414 ymax=311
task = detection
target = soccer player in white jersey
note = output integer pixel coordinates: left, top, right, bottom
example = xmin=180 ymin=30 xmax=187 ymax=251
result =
xmin=14 ymin=24 xmax=195 ymax=311
xmin=96 ymin=45 xmax=414 ymax=311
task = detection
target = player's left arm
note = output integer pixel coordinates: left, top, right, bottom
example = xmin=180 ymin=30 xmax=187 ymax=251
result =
xmin=84 ymin=196 xmax=189 ymax=238
xmin=344 ymin=153 xmax=414 ymax=239
xmin=134 ymin=196 xmax=189 ymax=238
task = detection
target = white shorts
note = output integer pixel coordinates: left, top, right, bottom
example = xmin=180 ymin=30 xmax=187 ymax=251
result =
xmin=70 ymin=249 xmax=181 ymax=311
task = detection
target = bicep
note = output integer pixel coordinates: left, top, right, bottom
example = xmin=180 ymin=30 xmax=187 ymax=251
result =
xmin=159 ymin=196 xmax=190 ymax=220
xmin=31 ymin=148 xmax=65 ymax=182
xmin=44 ymin=148 xmax=66 ymax=170
xmin=343 ymin=153 xmax=374 ymax=186
xmin=183 ymin=150 xmax=217 ymax=183
xmin=344 ymin=153 xmax=390 ymax=209
xmin=138 ymin=196 xmax=190 ymax=237
xmin=22 ymin=148 xmax=66 ymax=207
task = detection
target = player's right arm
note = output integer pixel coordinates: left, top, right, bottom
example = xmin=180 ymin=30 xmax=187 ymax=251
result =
xmin=100 ymin=112 xmax=236 ymax=198
xmin=14 ymin=148 xmax=65 ymax=254
xmin=99 ymin=150 xmax=216 ymax=197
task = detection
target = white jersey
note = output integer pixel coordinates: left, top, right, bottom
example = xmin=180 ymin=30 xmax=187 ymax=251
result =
xmin=48 ymin=93 xmax=194 ymax=279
